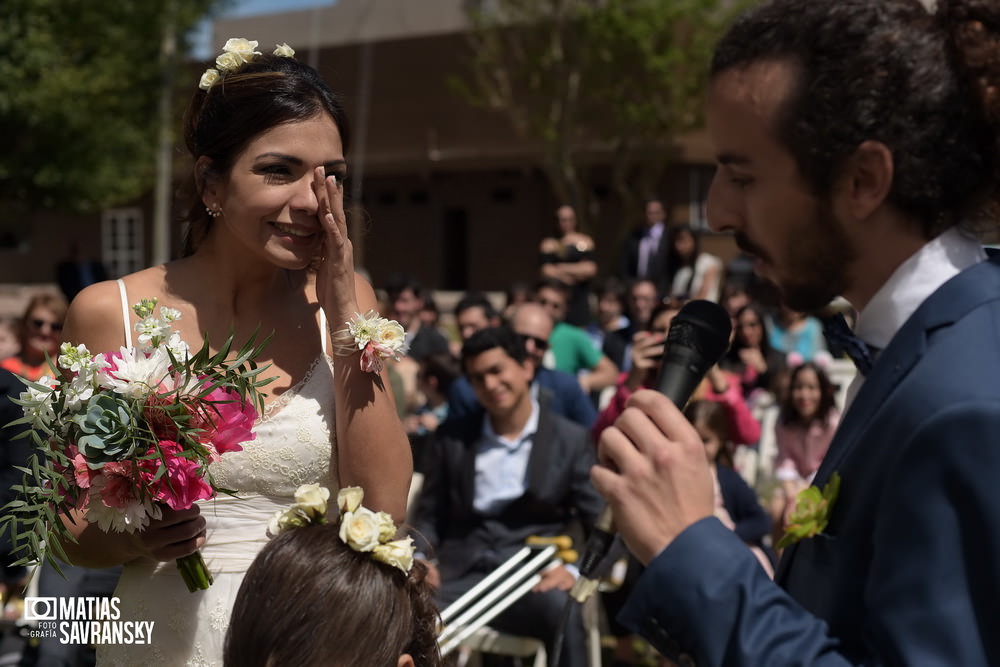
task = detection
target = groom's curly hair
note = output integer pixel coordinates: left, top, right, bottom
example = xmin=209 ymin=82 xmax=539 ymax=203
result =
xmin=225 ymin=521 xmax=441 ymax=667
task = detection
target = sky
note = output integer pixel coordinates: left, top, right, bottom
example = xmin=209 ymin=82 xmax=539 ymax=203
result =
xmin=191 ymin=0 xmax=337 ymax=59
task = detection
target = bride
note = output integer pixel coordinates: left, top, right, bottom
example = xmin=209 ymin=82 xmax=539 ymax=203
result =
xmin=57 ymin=39 xmax=412 ymax=666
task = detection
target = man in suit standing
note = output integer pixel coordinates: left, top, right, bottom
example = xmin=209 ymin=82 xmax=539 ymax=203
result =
xmin=619 ymin=198 xmax=672 ymax=294
xmin=413 ymin=326 xmax=603 ymax=666
xmin=592 ymin=1 xmax=1000 ymax=665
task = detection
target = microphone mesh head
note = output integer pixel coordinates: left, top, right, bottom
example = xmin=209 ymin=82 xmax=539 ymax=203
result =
xmin=666 ymin=300 xmax=733 ymax=369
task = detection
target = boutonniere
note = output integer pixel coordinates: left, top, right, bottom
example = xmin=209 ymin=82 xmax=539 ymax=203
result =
xmin=777 ymin=472 xmax=841 ymax=549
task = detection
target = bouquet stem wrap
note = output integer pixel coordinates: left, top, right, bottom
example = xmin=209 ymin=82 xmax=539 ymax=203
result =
xmin=177 ymin=550 xmax=213 ymax=592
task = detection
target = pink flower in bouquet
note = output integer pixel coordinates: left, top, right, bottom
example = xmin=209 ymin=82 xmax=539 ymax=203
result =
xmin=143 ymin=393 xmax=181 ymax=442
xmin=144 ymin=440 xmax=215 ymax=511
xmin=66 ymin=444 xmax=96 ymax=490
xmin=190 ymin=387 xmax=256 ymax=459
xmin=95 ymin=462 xmax=141 ymax=510
xmin=360 ymin=344 xmax=385 ymax=374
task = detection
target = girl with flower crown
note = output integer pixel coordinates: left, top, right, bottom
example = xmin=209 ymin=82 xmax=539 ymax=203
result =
xmin=225 ymin=486 xmax=442 ymax=667
xmin=56 ymin=38 xmax=411 ymax=665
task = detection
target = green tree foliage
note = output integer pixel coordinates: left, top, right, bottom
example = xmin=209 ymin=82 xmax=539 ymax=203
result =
xmin=0 ymin=0 xmax=227 ymax=213
xmin=455 ymin=0 xmax=749 ymax=229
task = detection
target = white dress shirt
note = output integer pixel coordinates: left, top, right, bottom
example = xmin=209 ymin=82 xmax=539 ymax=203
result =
xmin=844 ymin=227 xmax=987 ymax=408
xmin=473 ymin=398 xmax=540 ymax=515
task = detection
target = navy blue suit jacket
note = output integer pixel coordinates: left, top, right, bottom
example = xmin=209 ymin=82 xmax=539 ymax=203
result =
xmin=620 ymin=254 xmax=1000 ymax=665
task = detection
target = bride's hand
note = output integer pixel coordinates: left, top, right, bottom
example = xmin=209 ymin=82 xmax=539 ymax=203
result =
xmin=134 ymin=505 xmax=206 ymax=562
xmin=313 ymin=166 xmax=359 ymax=321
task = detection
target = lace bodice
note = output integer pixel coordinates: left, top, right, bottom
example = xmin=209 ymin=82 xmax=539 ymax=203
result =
xmin=212 ymin=355 xmax=338 ymax=496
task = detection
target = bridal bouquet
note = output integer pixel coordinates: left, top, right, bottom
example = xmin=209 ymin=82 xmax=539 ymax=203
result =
xmin=0 ymin=298 xmax=272 ymax=592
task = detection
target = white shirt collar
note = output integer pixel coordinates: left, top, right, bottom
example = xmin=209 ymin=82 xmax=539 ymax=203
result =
xmin=854 ymin=227 xmax=986 ymax=350
xmin=482 ymin=397 xmax=540 ymax=448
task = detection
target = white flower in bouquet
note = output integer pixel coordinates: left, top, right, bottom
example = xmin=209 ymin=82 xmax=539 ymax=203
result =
xmin=18 ymin=378 xmax=59 ymax=429
xmin=99 ymin=346 xmax=175 ymax=400
xmin=61 ymin=375 xmax=96 ymax=412
xmin=86 ymin=480 xmax=162 ymax=534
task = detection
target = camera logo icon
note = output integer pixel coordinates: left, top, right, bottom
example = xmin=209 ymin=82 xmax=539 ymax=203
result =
xmin=23 ymin=597 xmax=58 ymax=621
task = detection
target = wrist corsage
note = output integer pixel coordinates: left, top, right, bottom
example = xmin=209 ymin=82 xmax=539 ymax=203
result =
xmin=777 ymin=472 xmax=841 ymax=549
xmin=332 ymin=310 xmax=409 ymax=374
xmin=267 ymin=484 xmax=415 ymax=574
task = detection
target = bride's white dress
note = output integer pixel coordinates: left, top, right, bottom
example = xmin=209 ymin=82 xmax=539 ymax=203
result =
xmin=98 ymin=283 xmax=338 ymax=666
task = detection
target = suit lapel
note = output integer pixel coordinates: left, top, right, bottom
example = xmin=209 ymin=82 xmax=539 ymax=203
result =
xmin=459 ymin=421 xmax=481 ymax=509
xmin=813 ymin=255 xmax=1000 ymax=489
xmin=778 ymin=255 xmax=1000 ymax=583
xmin=524 ymin=407 xmax=555 ymax=496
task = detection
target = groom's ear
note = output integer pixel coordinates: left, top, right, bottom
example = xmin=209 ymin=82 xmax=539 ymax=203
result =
xmin=397 ymin=655 xmax=414 ymax=667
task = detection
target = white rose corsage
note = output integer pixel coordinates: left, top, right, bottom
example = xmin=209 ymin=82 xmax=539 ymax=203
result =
xmin=267 ymin=484 xmax=414 ymax=574
xmin=332 ymin=310 xmax=409 ymax=374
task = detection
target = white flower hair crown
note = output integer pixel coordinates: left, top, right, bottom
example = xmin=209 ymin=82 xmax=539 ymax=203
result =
xmin=267 ymin=484 xmax=415 ymax=574
xmin=332 ymin=310 xmax=409 ymax=374
xmin=199 ymin=38 xmax=296 ymax=91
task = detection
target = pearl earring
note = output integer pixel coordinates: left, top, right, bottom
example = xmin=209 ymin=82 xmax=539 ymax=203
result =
xmin=206 ymin=204 xmax=222 ymax=218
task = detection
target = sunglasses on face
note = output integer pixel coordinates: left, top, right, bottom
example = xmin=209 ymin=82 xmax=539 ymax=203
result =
xmin=517 ymin=333 xmax=549 ymax=352
xmin=30 ymin=318 xmax=62 ymax=333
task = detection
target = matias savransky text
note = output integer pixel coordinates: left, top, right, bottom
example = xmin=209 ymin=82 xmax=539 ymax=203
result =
xmin=24 ymin=596 xmax=155 ymax=645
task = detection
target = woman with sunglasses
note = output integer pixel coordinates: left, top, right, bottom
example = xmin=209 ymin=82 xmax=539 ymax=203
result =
xmin=0 ymin=294 xmax=67 ymax=382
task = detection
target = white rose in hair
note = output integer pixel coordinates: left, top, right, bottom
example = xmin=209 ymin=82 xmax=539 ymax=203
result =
xmin=273 ymin=43 xmax=295 ymax=58
xmin=199 ymin=69 xmax=220 ymax=90
xmin=293 ymin=484 xmax=330 ymax=519
xmin=337 ymin=486 xmax=364 ymax=514
xmin=215 ymin=51 xmax=242 ymax=72
xmin=373 ymin=537 xmax=415 ymax=573
xmin=375 ymin=511 xmax=397 ymax=541
xmin=340 ymin=508 xmax=381 ymax=552
xmin=223 ymin=38 xmax=261 ymax=63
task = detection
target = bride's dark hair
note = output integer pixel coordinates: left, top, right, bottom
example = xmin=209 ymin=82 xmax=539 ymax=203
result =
xmin=180 ymin=50 xmax=351 ymax=256
xmin=224 ymin=521 xmax=441 ymax=667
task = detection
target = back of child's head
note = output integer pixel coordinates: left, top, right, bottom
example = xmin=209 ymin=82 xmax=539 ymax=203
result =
xmin=684 ymin=399 xmax=734 ymax=467
xmin=225 ymin=509 xmax=441 ymax=667
xmin=779 ymin=360 xmax=837 ymax=427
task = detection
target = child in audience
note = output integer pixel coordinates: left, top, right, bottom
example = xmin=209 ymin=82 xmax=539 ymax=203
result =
xmin=685 ymin=400 xmax=775 ymax=576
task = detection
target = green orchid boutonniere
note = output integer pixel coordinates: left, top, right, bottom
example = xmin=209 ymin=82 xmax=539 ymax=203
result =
xmin=777 ymin=472 xmax=841 ymax=550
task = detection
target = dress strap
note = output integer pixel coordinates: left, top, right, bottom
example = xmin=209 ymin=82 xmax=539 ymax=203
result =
xmin=320 ymin=308 xmax=328 ymax=353
xmin=117 ymin=279 xmax=132 ymax=348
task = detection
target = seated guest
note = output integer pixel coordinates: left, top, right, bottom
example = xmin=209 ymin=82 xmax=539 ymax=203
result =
xmin=585 ymin=277 xmax=633 ymax=373
xmin=404 ymin=351 xmax=461 ymax=474
xmin=412 ymin=326 xmax=604 ymax=667
xmin=534 ymin=278 xmax=619 ymax=394
xmin=452 ymin=291 xmax=501 ymax=354
xmin=226 ymin=486 xmax=442 ymax=667
xmin=625 ymin=277 xmax=661 ymax=333
xmin=385 ymin=273 xmax=450 ymax=362
xmin=449 ymin=302 xmax=597 ymax=428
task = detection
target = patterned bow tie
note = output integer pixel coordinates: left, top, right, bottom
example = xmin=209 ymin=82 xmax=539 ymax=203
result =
xmin=821 ymin=313 xmax=878 ymax=376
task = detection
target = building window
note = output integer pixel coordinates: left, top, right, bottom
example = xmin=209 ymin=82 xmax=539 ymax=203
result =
xmin=102 ymin=208 xmax=144 ymax=278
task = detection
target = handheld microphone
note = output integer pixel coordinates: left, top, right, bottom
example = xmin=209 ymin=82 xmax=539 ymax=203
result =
xmin=570 ymin=299 xmax=732 ymax=602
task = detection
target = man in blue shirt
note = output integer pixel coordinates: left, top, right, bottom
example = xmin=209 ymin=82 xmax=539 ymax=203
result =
xmin=413 ymin=326 xmax=603 ymax=666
